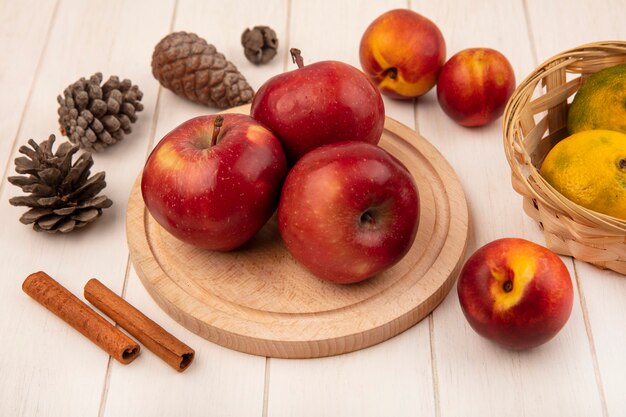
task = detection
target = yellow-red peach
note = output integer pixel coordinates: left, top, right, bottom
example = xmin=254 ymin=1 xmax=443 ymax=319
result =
xmin=457 ymin=238 xmax=573 ymax=350
xmin=436 ymin=48 xmax=515 ymax=127
xmin=359 ymin=9 xmax=446 ymax=99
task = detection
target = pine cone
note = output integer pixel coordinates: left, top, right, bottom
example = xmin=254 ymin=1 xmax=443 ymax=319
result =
xmin=152 ymin=31 xmax=254 ymax=109
xmin=241 ymin=26 xmax=278 ymax=64
xmin=57 ymin=73 xmax=144 ymax=152
xmin=8 ymin=135 xmax=113 ymax=233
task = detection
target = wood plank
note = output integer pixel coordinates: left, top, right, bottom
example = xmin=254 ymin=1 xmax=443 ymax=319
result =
xmin=0 ymin=0 xmax=57 ymax=182
xmin=525 ymin=0 xmax=625 ymax=61
xmin=525 ymin=1 xmax=626 ymax=415
xmin=265 ymin=0 xmax=437 ymax=415
xmin=101 ymin=269 xmax=267 ymax=416
xmin=413 ymin=0 xmax=605 ymax=415
xmin=267 ymin=327 xmax=436 ymax=417
xmin=0 ymin=1 xmax=173 ymax=416
xmin=102 ymin=0 xmax=287 ymax=415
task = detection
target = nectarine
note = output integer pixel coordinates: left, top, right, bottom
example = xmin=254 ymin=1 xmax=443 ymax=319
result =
xmin=359 ymin=9 xmax=446 ymax=99
xmin=436 ymin=48 xmax=515 ymax=127
xmin=457 ymin=238 xmax=573 ymax=350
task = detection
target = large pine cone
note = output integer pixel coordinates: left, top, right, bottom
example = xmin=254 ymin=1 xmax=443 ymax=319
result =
xmin=57 ymin=73 xmax=143 ymax=152
xmin=8 ymin=135 xmax=113 ymax=233
xmin=152 ymin=31 xmax=254 ymax=109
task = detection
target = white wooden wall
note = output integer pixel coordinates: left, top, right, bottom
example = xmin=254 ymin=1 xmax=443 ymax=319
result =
xmin=1 ymin=0 xmax=624 ymax=416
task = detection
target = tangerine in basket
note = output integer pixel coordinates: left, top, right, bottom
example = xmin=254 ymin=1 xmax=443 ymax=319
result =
xmin=567 ymin=64 xmax=626 ymax=134
xmin=539 ymin=129 xmax=626 ymax=220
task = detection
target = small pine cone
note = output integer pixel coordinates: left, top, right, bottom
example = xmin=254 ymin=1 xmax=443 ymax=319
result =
xmin=7 ymin=135 xmax=113 ymax=233
xmin=241 ymin=26 xmax=278 ymax=65
xmin=152 ymin=31 xmax=254 ymax=109
xmin=57 ymin=73 xmax=144 ymax=152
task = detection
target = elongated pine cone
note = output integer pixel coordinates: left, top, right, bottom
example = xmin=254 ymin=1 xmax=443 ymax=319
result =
xmin=57 ymin=73 xmax=144 ymax=152
xmin=8 ymin=135 xmax=113 ymax=233
xmin=152 ymin=31 xmax=254 ymax=109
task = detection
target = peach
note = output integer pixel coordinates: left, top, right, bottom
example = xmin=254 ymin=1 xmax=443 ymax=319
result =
xmin=457 ymin=238 xmax=573 ymax=350
xmin=359 ymin=9 xmax=446 ymax=99
xmin=436 ymin=48 xmax=515 ymax=127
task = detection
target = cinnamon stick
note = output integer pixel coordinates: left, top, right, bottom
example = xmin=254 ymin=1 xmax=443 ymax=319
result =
xmin=22 ymin=272 xmax=140 ymax=364
xmin=84 ymin=278 xmax=194 ymax=372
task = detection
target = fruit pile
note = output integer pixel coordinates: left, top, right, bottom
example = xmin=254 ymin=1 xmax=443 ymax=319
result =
xmin=540 ymin=64 xmax=626 ymax=221
xmin=357 ymin=9 xmax=583 ymax=350
xmin=140 ymin=10 xmax=602 ymax=352
xmin=467 ymin=63 xmax=626 ymax=351
xmin=141 ymin=47 xmax=418 ymax=285
xmin=359 ymin=9 xmax=516 ymax=127
xmin=141 ymin=9 xmax=520 ymax=285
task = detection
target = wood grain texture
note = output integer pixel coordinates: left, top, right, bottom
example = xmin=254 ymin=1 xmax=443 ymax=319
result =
xmin=0 ymin=0 xmax=57 ymax=187
xmin=0 ymin=1 xmax=173 ymax=416
xmin=525 ymin=1 xmax=626 ymax=415
xmin=414 ymin=0 xmax=605 ymax=415
xmin=102 ymin=269 xmax=268 ymax=417
xmin=127 ymin=107 xmax=469 ymax=358
xmin=267 ymin=324 xmax=436 ymax=417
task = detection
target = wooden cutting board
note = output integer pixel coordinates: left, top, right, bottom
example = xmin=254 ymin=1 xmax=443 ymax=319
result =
xmin=127 ymin=109 xmax=469 ymax=359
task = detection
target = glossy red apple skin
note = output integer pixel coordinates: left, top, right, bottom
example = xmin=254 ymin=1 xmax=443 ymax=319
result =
xmin=359 ymin=9 xmax=446 ymax=99
xmin=278 ymin=142 xmax=419 ymax=284
xmin=436 ymin=48 xmax=516 ymax=127
xmin=141 ymin=114 xmax=287 ymax=251
xmin=250 ymin=56 xmax=385 ymax=163
xmin=457 ymin=238 xmax=573 ymax=350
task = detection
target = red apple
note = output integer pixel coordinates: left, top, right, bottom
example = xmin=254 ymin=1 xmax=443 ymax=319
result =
xmin=457 ymin=238 xmax=573 ymax=350
xmin=141 ymin=114 xmax=287 ymax=251
xmin=250 ymin=49 xmax=385 ymax=163
xmin=359 ymin=9 xmax=446 ymax=99
xmin=436 ymin=48 xmax=516 ymax=127
xmin=278 ymin=141 xmax=419 ymax=284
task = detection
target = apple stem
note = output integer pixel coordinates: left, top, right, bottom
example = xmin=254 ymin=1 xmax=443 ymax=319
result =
xmin=290 ymin=48 xmax=304 ymax=69
xmin=211 ymin=116 xmax=224 ymax=147
xmin=503 ymin=280 xmax=513 ymax=293
xmin=619 ymin=158 xmax=626 ymax=170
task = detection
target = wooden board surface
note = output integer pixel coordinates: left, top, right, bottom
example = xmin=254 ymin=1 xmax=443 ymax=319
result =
xmin=126 ymin=110 xmax=469 ymax=358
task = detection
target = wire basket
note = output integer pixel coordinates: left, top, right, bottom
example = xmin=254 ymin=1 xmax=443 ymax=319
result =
xmin=503 ymin=41 xmax=626 ymax=275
